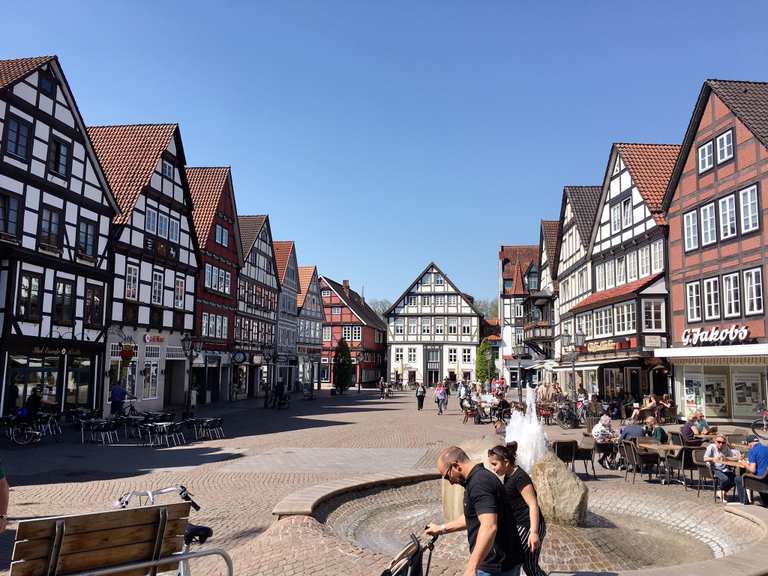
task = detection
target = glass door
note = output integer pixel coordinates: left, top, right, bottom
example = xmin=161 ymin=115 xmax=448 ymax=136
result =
xmin=65 ymin=357 xmax=92 ymax=410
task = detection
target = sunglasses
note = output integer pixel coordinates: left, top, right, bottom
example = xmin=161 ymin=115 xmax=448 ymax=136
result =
xmin=715 ymin=440 xmax=725 ymax=444
xmin=442 ymin=462 xmax=456 ymax=481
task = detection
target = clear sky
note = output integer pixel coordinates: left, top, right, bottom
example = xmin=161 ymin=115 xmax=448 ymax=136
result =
xmin=4 ymin=1 xmax=768 ymax=301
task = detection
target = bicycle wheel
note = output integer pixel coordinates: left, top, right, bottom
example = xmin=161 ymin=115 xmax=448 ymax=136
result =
xmin=12 ymin=425 xmax=36 ymax=446
xmin=556 ymin=411 xmax=570 ymax=430
xmin=752 ymin=418 xmax=768 ymax=440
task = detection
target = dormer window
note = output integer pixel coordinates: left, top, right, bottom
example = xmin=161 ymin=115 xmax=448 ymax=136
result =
xmin=162 ymin=159 xmax=174 ymax=179
xmin=38 ymin=70 xmax=55 ymax=98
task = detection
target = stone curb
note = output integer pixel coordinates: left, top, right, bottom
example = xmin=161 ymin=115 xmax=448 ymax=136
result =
xmin=615 ymin=504 xmax=768 ymax=576
xmin=272 ymin=469 xmax=439 ymax=519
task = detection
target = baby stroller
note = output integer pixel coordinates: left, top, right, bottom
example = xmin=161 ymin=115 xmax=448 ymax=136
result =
xmin=380 ymin=533 xmax=438 ymax=576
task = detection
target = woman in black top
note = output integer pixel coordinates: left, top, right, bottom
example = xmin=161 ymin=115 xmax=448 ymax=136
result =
xmin=488 ymin=443 xmax=548 ymax=576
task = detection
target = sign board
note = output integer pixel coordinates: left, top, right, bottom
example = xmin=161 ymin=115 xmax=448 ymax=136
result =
xmin=682 ymin=324 xmax=749 ymax=346
xmin=586 ymin=340 xmax=618 ymax=353
xmin=252 ymin=354 xmax=264 ymax=365
xmin=144 ymin=334 xmax=165 ymax=344
xmin=232 ymin=351 xmax=248 ymax=364
xmin=644 ymin=335 xmax=663 ymax=348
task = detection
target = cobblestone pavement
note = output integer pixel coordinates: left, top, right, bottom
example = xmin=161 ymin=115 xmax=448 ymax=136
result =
xmin=0 ymin=391 xmax=759 ymax=575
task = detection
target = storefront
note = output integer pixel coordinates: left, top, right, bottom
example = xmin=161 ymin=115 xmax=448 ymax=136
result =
xmin=230 ymin=351 xmax=271 ymax=401
xmin=655 ymin=343 xmax=768 ymax=423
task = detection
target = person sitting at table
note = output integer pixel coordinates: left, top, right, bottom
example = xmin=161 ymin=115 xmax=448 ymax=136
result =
xmin=680 ymin=416 xmax=703 ymax=446
xmin=735 ymin=434 xmax=768 ymax=506
xmin=592 ymin=415 xmax=618 ymax=466
xmin=496 ymin=393 xmax=511 ymax=417
xmin=693 ymin=410 xmax=710 ymax=434
xmin=644 ymin=416 xmax=668 ymax=444
xmin=630 ymin=395 xmax=658 ymax=422
xmin=704 ymin=435 xmax=739 ymax=502
xmin=655 ymin=394 xmax=673 ymax=421
xmin=619 ymin=420 xmax=646 ymax=442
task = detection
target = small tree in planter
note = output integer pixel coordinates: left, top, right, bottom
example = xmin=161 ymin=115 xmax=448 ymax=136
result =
xmin=333 ymin=338 xmax=353 ymax=394
xmin=476 ymin=339 xmax=497 ymax=384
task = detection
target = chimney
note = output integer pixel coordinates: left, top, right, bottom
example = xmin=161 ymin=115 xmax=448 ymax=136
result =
xmin=343 ymin=279 xmax=350 ymax=296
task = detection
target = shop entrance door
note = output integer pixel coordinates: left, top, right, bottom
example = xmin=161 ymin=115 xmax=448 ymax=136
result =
xmin=427 ymin=370 xmax=440 ymax=386
xmin=65 ymin=357 xmax=92 ymax=411
xmin=626 ymin=368 xmax=641 ymax=400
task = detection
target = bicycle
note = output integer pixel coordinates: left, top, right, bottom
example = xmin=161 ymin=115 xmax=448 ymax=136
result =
xmin=114 ymin=485 xmax=222 ymax=576
xmin=0 ymin=414 xmax=43 ymax=446
xmin=555 ymin=402 xmax=578 ymax=429
xmin=751 ymin=402 xmax=768 ymax=440
xmin=380 ymin=532 xmax=438 ymax=576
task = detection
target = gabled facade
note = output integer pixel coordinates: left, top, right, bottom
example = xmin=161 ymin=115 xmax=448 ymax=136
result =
xmin=386 ymin=263 xmax=481 ymax=386
xmin=297 ymin=265 xmax=322 ymax=391
xmin=565 ymin=144 xmax=678 ymax=401
xmin=320 ymin=276 xmax=386 ymax=387
xmin=235 ymin=215 xmax=279 ymax=399
xmin=274 ymin=240 xmax=300 ymax=392
xmin=89 ymin=123 xmax=200 ymax=412
xmin=0 ymin=56 xmax=119 ymax=415
xmin=187 ymin=167 xmax=242 ymax=403
xmin=497 ymin=246 xmax=539 ymax=387
xmin=656 ymin=79 xmax=768 ymax=422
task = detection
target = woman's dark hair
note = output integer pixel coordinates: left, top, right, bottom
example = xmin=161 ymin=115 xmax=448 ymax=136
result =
xmin=487 ymin=441 xmax=518 ymax=466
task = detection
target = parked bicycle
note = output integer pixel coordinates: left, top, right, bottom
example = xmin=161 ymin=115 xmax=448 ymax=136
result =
xmin=0 ymin=413 xmax=42 ymax=446
xmin=555 ymin=401 xmax=579 ymax=429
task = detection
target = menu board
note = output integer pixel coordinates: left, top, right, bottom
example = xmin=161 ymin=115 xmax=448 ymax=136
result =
xmin=732 ymin=370 xmax=765 ymax=420
xmin=703 ymin=374 xmax=728 ymax=418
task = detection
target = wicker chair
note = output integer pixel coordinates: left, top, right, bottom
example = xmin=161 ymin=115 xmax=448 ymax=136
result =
xmin=743 ymin=469 xmax=768 ymax=505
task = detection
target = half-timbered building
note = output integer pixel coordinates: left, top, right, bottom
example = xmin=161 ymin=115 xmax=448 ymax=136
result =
xmin=187 ymin=167 xmax=242 ymax=403
xmin=497 ymin=246 xmax=539 ymax=388
xmin=386 ymin=263 xmax=482 ymax=386
xmin=320 ymin=276 xmax=386 ymax=387
xmin=235 ymin=215 xmax=279 ymax=399
xmin=297 ymin=265 xmax=322 ymax=392
xmin=273 ymin=241 xmax=299 ymax=392
xmin=88 ymin=123 xmax=200 ymax=412
xmin=0 ymin=56 xmax=119 ymax=415
xmin=656 ymin=80 xmax=768 ymax=423
xmin=566 ymin=144 xmax=679 ymax=401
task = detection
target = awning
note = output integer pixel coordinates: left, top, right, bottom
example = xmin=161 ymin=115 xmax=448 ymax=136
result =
xmin=529 ymin=360 xmax=559 ymax=371
xmin=654 ymin=343 xmax=768 ymax=358
xmin=552 ymin=357 xmax=643 ymax=371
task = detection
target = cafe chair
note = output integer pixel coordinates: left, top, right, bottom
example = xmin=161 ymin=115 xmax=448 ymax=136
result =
xmin=552 ymin=440 xmax=577 ymax=471
xmin=691 ymin=448 xmax=729 ymax=501
xmin=623 ymin=440 xmax=660 ymax=484
xmin=743 ymin=469 xmax=768 ymax=506
xmin=575 ymin=437 xmax=596 ymax=478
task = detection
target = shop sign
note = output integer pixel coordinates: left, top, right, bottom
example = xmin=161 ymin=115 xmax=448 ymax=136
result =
xmin=644 ymin=335 xmax=664 ymax=348
xmin=586 ymin=340 xmax=618 ymax=353
xmin=232 ymin=351 xmax=248 ymax=364
xmin=144 ymin=334 xmax=165 ymax=344
xmin=252 ymin=354 xmax=264 ymax=365
xmin=682 ymin=324 xmax=749 ymax=346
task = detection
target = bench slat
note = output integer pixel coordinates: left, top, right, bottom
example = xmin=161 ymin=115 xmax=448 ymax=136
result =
xmin=16 ymin=503 xmax=190 ymax=540
xmin=12 ymin=519 xmax=187 ymax=561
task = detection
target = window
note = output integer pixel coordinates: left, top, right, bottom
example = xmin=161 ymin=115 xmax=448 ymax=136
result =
xmin=615 ymin=256 xmax=625 ymax=286
xmin=408 ymin=319 xmax=418 ymax=335
xmin=54 ymin=280 xmax=75 ymax=325
xmin=422 ymin=295 xmax=431 ymax=306
xmin=605 ymin=260 xmax=615 ymax=288
xmin=698 ymin=141 xmax=714 ymax=173
xmin=578 ymin=268 xmax=587 ymax=293
xmin=151 ymin=271 xmax=163 ymax=305
xmin=17 ymin=272 xmax=42 ymax=321
xmin=719 ymin=195 xmax=736 ymax=240
xmin=395 ymin=348 xmax=403 ymax=362
xmin=38 ymin=70 xmax=55 ymax=97
xmin=435 ymin=295 xmax=444 ymax=306
xmin=461 ymin=319 xmax=471 ymax=335
xmin=686 ymin=282 xmax=701 ymax=322
xmin=651 ymin=240 xmax=664 ymax=274
xmin=407 ymin=348 xmax=417 ymax=362
xmin=157 ymin=213 xmax=169 ymax=238
xmin=162 ymin=159 xmax=174 ymax=179
xmin=703 ymin=277 xmax=720 ymax=320
xmin=622 ymin=198 xmax=632 ymax=229
xmin=47 ymin=138 xmax=71 ymax=177
xmin=84 ymin=284 xmax=104 ymax=327
xmin=342 ymin=325 xmax=353 ymax=341
xmin=422 ymin=273 xmax=432 ymax=285
xmin=723 ymin=272 xmax=741 ymax=318
xmin=125 ymin=264 xmax=139 ymax=301
xmin=352 ymin=326 xmax=361 ymax=340
xmin=503 ymin=279 xmax=513 ymax=291
xmin=639 ymin=246 xmax=650 ymax=277
xmin=595 ymin=263 xmax=605 ymax=291
xmin=611 ymin=204 xmax=622 ymax=234
xmin=626 ymin=251 xmax=638 ymax=282
xmin=145 ymin=208 xmax=157 ymax=234
xmin=462 ymin=348 xmax=471 ymax=363
xmin=614 ymin=302 xmax=636 ymax=334
xmin=594 ymin=307 xmax=613 ymax=337
xmin=642 ymin=299 xmax=665 ymax=332
xmin=201 ymin=312 xmax=209 ymax=336
xmin=740 ymin=185 xmax=759 ymax=234
xmin=321 ymin=289 xmax=331 ymax=297
xmin=4 ymin=116 xmax=31 ymax=160
xmin=174 ymin=278 xmax=185 ymax=308
xmin=435 ymin=275 xmax=444 ymax=285
xmin=744 ymin=267 xmax=764 ymax=314
xmin=39 ymin=206 xmax=61 ymax=249
xmin=447 ymin=348 xmax=457 ymax=363
xmin=394 ymin=320 xmax=404 ymax=335
xmin=716 ymin=130 xmax=733 ymax=164
xmin=143 ymin=362 xmax=158 ymax=400
xmin=422 ymin=320 xmax=431 ymax=334
xmin=77 ymin=219 xmax=97 ymax=258
xmin=215 ymin=224 xmax=229 ymax=247
xmin=448 ymin=318 xmax=458 ymax=334
xmin=576 ymin=312 xmax=592 ymax=338
xmin=407 ymin=295 xmax=417 ymax=306
xmin=700 ymin=203 xmax=716 ymax=246
xmin=0 ymin=194 xmax=20 ymax=237
xmin=447 ymin=295 xmax=457 ymax=306
xmin=323 ymin=326 xmax=331 ymax=341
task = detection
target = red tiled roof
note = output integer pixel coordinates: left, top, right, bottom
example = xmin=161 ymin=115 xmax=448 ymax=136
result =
xmin=499 ymin=245 xmax=538 ymax=295
xmin=0 ymin=56 xmax=54 ymax=89
xmin=615 ymin=143 xmax=680 ymax=226
xmin=541 ymin=220 xmax=559 ymax=267
xmin=297 ymin=265 xmax=317 ymax=309
xmin=571 ymin=273 xmax=663 ymax=313
xmin=88 ymin=124 xmax=177 ymax=224
xmin=273 ymin=241 xmax=294 ymax=284
xmin=187 ymin=167 xmax=230 ymax=250
xmin=508 ymin=261 xmax=528 ymax=296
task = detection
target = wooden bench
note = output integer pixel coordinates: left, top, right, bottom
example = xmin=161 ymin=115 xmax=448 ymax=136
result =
xmin=10 ymin=502 xmax=233 ymax=576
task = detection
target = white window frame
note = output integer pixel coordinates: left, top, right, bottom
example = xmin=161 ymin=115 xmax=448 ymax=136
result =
xmin=642 ymin=299 xmax=665 ymax=333
xmin=151 ymin=271 xmax=163 ymax=305
xmin=169 ymin=219 xmax=180 ymax=243
xmin=686 ymin=281 xmax=702 ymax=322
xmin=448 ymin=348 xmax=457 ymax=363
xmin=157 ymin=212 xmax=169 ymax=239
xmin=605 ymin=260 xmax=615 ymax=289
xmin=447 ymin=318 xmax=458 ymax=335
xmin=621 ymin=198 xmax=632 ymax=229
xmin=651 ymin=240 xmax=664 ymax=274
xmin=740 ymin=185 xmax=759 ymax=234
xmin=703 ymin=277 xmax=720 ymax=320
xmin=352 ymin=326 xmax=362 ymax=341
xmin=638 ymin=246 xmax=650 ymax=278
xmin=332 ymin=306 xmax=342 ymax=315
xmin=698 ymin=141 xmax=714 ymax=173
xmin=394 ymin=320 xmax=404 ymax=335
xmin=719 ymin=195 xmax=737 ymax=240
xmin=626 ymin=251 xmax=638 ymax=282
xmin=461 ymin=319 xmax=472 ymax=335
xmin=407 ymin=348 xmax=416 ymax=363
xmin=202 ymin=312 xmax=209 ymax=336
xmin=595 ymin=263 xmax=605 ymax=292
xmin=422 ymin=320 xmax=431 ymax=335
xmin=611 ymin=204 xmax=622 ymax=234
xmin=125 ymin=264 xmax=139 ymax=301
xmin=321 ymin=289 xmax=331 ymax=297
xmin=684 ymin=210 xmax=699 ymax=251
xmin=174 ymin=277 xmax=185 ymax=309
xmin=145 ymin=207 xmax=157 ymax=234
xmin=408 ymin=319 xmax=418 ymax=335
xmin=744 ymin=267 xmax=764 ymax=315
xmin=395 ymin=348 xmax=403 ymax=362
xmin=447 ymin=295 xmax=457 ymax=306
xmin=142 ymin=361 xmax=159 ymax=400
xmin=407 ymin=295 xmax=417 ymax=306
xmin=462 ymin=348 xmax=471 ymax=363
xmin=435 ymin=275 xmax=444 ymax=286
xmin=614 ymin=301 xmax=636 ymax=335
xmin=162 ymin=159 xmax=174 ymax=179
xmin=615 ymin=256 xmax=626 ymax=286
xmin=435 ymin=294 xmax=444 ymax=306
xmin=716 ymin=129 xmax=733 ymax=164
xmin=594 ymin=307 xmax=613 ymax=338
xmin=700 ymin=203 xmax=716 ymax=247
xmin=723 ymin=272 xmax=741 ymax=318
xmin=323 ymin=326 xmax=331 ymax=341
xmin=434 ymin=318 xmax=444 ymax=335
xmin=342 ymin=325 xmax=352 ymax=341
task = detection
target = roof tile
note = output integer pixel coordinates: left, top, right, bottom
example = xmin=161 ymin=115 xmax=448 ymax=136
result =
xmin=238 ymin=215 xmax=267 ymax=261
xmin=571 ymin=273 xmax=663 ymax=313
xmin=321 ymin=276 xmax=387 ymax=330
xmin=187 ymin=167 xmax=230 ymax=250
xmin=273 ymin=241 xmax=294 ymax=285
xmin=707 ymin=80 xmax=768 ymax=150
xmin=297 ymin=266 xmax=317 ymax=309
xmin=0 ymin=56 xmax=54 ymax=89
xmin=563 ymin=186 xmax=602 ymax=248
xmin=541 ymin=220 xmax=559 ymax=267
xmin=499 ymin=245 xmax=537 ymax=295
xmin=615 ymin=143 xmax=680 ymax=225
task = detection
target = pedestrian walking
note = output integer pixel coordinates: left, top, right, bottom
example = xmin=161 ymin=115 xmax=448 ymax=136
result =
xmin=426 ymin=446 xmax=523 ymax=576
xmin=434 ymin=382 xmax=448 ymax=415
xmin=109 ymin=380 xmax=128 ymax=416
xmin=379 ymin=377 xmax=387 ymax=399
xmin=416 ymin=383 xmax=426 ymax=410
xmin=488 ymin=444 xmax=548 ymax=576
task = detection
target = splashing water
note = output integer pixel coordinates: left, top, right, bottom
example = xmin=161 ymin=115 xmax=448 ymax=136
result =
xmin=504 ymin=387 xmax=548 ymax=473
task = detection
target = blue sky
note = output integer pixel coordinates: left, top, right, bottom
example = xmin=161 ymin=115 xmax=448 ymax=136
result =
xmin=5 ymin=1 xmax=768 ymax=301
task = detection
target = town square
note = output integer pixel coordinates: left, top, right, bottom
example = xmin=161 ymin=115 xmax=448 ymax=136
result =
xmin=2 ymin=2 xmax=768 ymax=576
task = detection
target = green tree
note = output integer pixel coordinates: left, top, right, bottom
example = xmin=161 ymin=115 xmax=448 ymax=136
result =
xmin=476 ymin=339 xmax=498 ymax=384
xmin=333 ymin=338 xmax=353 ymax=393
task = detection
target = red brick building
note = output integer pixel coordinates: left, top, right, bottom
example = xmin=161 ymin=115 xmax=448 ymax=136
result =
xmin=319 ymin=276 xmax=386 ymax=388
xmin=187 ymin=167 xmax=242 ymax=403
xmin=657 ymin=80 xmax=768 ymax=423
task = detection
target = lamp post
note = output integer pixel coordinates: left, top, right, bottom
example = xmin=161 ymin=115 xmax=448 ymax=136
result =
xmin=181 ymin=333 xmax=200 ymax=418
xmin=562 ymin=329 xmax=585 ymax=403
xmin=513 ymin=344 xmax=525 ymax=404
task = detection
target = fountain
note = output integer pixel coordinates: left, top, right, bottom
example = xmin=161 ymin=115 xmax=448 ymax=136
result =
xmin=504 ymin=388 xmax=548 ymax=472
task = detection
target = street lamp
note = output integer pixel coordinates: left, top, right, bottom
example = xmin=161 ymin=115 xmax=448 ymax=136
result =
xmin=181 ymin=333 xmax=201 ymax=418
xmin=562 ymin=329 xmax=585 ymax=403
xmin=513 ymin=344 xmax=525 ymax=404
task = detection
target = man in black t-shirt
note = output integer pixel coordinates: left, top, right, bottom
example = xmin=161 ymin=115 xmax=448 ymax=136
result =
xmin=427 ymin=446 xmax=523 ymax=576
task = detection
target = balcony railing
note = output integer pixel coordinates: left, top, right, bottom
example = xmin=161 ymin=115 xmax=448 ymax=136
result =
xmin=523 ymin=319 xmax=554 ymax=342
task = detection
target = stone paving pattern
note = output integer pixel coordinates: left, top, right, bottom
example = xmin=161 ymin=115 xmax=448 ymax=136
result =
xmin=0 ymin=390 xmax=763 ymax=575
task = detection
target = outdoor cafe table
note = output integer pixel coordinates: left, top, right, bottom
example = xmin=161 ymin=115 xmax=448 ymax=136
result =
xmin=637 ymin=442 xmax=684 ymax=485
